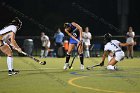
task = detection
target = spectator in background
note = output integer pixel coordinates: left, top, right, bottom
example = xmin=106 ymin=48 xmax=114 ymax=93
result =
xmin=54 ymin=28 xmax=64 ymax=57
xmin=40 ymin=32 xmax=50 ymax=58
xmin=126 ymin=26 xmax=135 ymax=59
xmin=82 ymin=27 xmax=92 ymax=58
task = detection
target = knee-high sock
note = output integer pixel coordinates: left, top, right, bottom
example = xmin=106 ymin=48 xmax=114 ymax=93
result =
xmin=79 ymin=53 xmax=84 ymax=65
xmin=86 ymin=47 xmax=90 ymax=57
xmin=41 ymin=50 xmax=44 ymax=57
xmin=84 ymin=48 xmax=89 ymax=57
xmin=45 ymin=50 xmax=49 ymax=57
xmin=11 ymin=57 xmax=13 ymax=70
xmin=7 ymin=56 xmax=13 ymax=71
xmin=65 ymin=53 xmax=71 ymax=63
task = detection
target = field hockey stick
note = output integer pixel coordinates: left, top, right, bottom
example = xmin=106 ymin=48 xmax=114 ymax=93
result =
xmin=12 ymin=46 xmax=46 ymax=65
xmin=69 ymin=41 xmax=82 ymax=69
xmin=86 ymin=64 xmax=101 ymax=70
xmin=86 ymin=61 xmax=104 ymax=70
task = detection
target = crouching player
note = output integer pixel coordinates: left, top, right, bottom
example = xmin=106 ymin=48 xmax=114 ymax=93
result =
xmin=63 ymin=22 xmax=84 ymax=70
xmin=99 ymin=33 xmax=133 ymax=70
xmin=0 ymin=17 xmax=22 ymax=76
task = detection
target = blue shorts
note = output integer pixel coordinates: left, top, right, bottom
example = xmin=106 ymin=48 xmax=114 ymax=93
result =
xmin=69 ymin=37 xmax=80 ymax=44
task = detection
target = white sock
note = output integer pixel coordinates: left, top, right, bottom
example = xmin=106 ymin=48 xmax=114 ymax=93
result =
xmin=41 ymin=50 xmax=44 ymax=57
xmin=84 ymin=51 xmax=87 ymax=57
xmin=7 ymin=57 xmax=13 ymax=71
xmin=107 ymin=65 xmax=115 ymax=70
xmin=87 ymin=50 xmax=90 ymax=57
xmin=11 ymin=57 xmax=13 ymax=70
xmin=86 ymin=47 xmax=90 ymax=57
xmin=45 ymin=50 xmax=48 ymax=57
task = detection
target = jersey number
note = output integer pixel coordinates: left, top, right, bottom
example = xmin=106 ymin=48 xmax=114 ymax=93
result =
xmin=72 ymin=33 xmax=77 ymax=37
xmin=110 ymin=42 xmax=118 ymax=48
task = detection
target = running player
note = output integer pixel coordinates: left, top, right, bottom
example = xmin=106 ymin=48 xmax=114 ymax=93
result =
xmin=40 ymin=32 xmax=50 ymax=58
xmin=99 ymin=33 xmax=133 ymax=70
xmin=0 ymin=17 xmax=22 ymax=76
xmin=63 ymin=22 xmax=84 ymax=70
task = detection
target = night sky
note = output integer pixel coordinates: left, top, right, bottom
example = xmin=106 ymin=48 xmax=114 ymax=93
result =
xmin=0 ymin=0 xmax=140 ymax=36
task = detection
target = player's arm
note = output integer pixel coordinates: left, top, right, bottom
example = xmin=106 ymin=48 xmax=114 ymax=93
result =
xmin=100 ymin=51 xmax=107 ymax=66
xmin=71 ymin=22 xmax=83 ymax=41
xmin=88 ymin=33 xmax=92 ymax=39
xmin=65 ymin=29 xmax=79 ymax=42
xmin=9 ymin=32 xmax=21 ymax=51
xmin=45 ymin=37 xmax=49 ymax=48
xmin=119 ymin=42 xmax=133 ymax=47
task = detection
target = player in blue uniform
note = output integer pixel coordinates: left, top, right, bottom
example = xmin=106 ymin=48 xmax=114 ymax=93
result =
xmin=63 ymin=22 xmax=84 ymax=70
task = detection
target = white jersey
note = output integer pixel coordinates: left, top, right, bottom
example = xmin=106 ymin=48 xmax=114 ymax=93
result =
xmin=0 ymin=25 xmax=17 ymax=41
xmin=104 ymin=40 xmax=122 ymax=53
xmin=82 ymin=32 xmax=91 ymax=45
xmin=126 ymin=32 xmax=135 ymax=43
xmin=41 ymin=35 xmax=50 ymax=47
xmin=105 ymin=40 xmax=125 ymax=62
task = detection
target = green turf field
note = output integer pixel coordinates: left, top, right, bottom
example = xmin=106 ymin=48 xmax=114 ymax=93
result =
xmin=0 ymin=56 xmax=140 ymax=93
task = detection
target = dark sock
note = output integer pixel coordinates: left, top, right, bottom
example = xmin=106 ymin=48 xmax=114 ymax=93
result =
xmin=66 ymin=53 xmax=71 ymax=63
xmin=79 ymin=53 xmax=84 ymax=65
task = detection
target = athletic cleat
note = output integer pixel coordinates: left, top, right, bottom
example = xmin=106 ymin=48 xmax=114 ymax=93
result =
xmin=80 ymin=65 xmax=84 ymax=71
xmin=63 ymin=63 xmax=69 ymax=70
xmin=8 ymin=70 xmax=13 ymax=76
xmin=8 ymin=69 xmax=19 ymax=76
xmin=114 ymin=66 xmax=118 ymax=71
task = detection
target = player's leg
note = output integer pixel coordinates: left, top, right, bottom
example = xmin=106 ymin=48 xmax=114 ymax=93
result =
xmin=63 ymin=44 xmax=75 ymax=70
xmin=0 ymin=43 xmax=18 ymax=76
xmin=45 ymin=42 xmax=50 ymax=57
xmin=40 ymin=46 xmax=45 ymax=58
xmin=84 ymin=42 xmax=90 ymax=58
xmin=107 ymin=58 xmax=117 ymax=70
xmin=107 ymin=51 xmax=124 ymax=70
xmin=130 ymin=45 xmax=134 ymax=59
xmin=44 ymin=46 xmax=49 ymax=58
xmin=78 ymin=44 xmax=84 ymax=70
xmin=44 ymin=49 xmax=48 ymax=57
xmin=108 ymin=52 xmax=114 ymax=62
xmin=83 ymin=43 xmax=87 ymax=58
xmin=127 ymin=46 xmax=131 ymax=58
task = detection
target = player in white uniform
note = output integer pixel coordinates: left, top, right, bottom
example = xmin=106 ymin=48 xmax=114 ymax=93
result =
xmin=0 ymin=17 xmax=22 ymax=76
xmin=82 ymin=27 xmax=92 ymax=58
xmin=40 ymin=32 xmax=50 ymax=58
xmin=126 ymin=26 xmax=135 ymax=58
xmin=99 ymin=33 xmax=133 ymax=70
